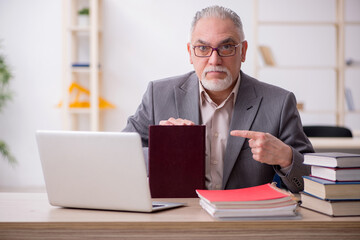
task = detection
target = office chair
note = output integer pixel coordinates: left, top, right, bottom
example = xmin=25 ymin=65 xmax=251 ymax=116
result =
xmin=272 ymin=174 xmax=283 ymax=189
xmin=303 ymin=125 xmax=353 ymax=138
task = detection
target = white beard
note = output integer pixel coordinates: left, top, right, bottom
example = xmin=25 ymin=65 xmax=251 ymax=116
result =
xmin=200 ymin=66 xmax=233 ymax=92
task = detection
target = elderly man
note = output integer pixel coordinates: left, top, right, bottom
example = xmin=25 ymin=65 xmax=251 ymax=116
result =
xmin=123 ymin=5 xmax=314 ymax=193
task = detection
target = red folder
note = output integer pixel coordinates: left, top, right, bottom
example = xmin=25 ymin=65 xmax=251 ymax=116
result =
xmin=196 ymin=183 xmax=291 ymax=204
xmin=149 ymin=125 xmax=206 ymax=198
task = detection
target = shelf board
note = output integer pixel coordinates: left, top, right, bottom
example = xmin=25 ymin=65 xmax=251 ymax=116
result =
xmin=258 ymin=64 xmax=359 ymax=71
xmin=68 ymin=26 xmax=90 ymax=32
xmin=68 ymin=108 xmax=108 ymax=114
xmin=258 ymin=21 xmax=360 ymax=26
xmin=257 ymin=21 xmax=338 ymax=26
xmin=71 ymin=67 xmax=90 ymax=73
xmin=71 ymin=67 xmax=102 ymax=73
xmin=345 ymin=21 xmax=360 ymax=25
xmin=68 ymin=108 xmax=91 ymax=114
xmin=68 ymin=26 xmax=102 ymax=32
xmin=309 ymin=137 xmax=360 ymax=150
xmin=258 ymin=66 xmax=337 ymax=70
xmin=299 ymin=110 xmax=336 ymax=114
xmin=345 ymin=65 xmax=360 ymax=69
xmin=345 ymin=110 xmax=360 ymax=114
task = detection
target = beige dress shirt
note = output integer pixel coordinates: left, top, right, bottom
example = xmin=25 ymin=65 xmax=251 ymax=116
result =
xmin=199 ymin=77 xmax=241 ymax=190
xmin=199 ymin=76 xmax=292 ymax=190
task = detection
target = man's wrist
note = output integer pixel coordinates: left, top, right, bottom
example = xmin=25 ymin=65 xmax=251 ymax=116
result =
xmin=279 ymin=145 xmax=293 ymax=168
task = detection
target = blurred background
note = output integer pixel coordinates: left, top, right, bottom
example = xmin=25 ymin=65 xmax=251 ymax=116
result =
xmin=0 ymin=0 xmax=359 ymax=191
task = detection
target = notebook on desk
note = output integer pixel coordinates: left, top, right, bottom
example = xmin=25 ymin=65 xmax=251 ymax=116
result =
xmin=149 ymin=125 xmax=206 ymax=198
xmin=36 ymin=130 xmax=184 ymax=212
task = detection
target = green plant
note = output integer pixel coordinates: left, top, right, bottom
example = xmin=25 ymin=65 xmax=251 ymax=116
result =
xmin=78 ymin=7 xmax=90 ymax=15
xmin=0 ymin=47 xmax=16 ymax=165
xmin=0 ymin=141 xmax=16 ymax=165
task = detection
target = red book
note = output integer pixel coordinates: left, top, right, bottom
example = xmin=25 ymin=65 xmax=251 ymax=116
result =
xmin=196 ymin=183 xmax=293 ymax=205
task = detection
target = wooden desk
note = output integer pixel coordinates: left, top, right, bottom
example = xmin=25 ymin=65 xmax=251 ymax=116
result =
xmin=0 ymin=193 xmax=359 ymax=240
xmin=309 ymin=137 xmax=360 ymax=153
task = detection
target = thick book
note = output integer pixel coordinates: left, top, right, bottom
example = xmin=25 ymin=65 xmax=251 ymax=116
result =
xmin=149 ymin=125 xmax=205 ymax=198
xmin=196 ymin=184 xmax=298 ymax=219
xmin=300 ymin=192 xmax=360 ymax=217
xmin=304 ymin=152 xmax=360 ymax=168
xmin=311 ymin=166 xmax=360 ymax=182
xmin=199 ymin=197 xmax=296 ymax=209
xmin=303 ymin=176 xmax=360 ymax=200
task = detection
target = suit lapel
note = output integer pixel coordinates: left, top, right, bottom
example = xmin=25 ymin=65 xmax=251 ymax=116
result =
xmin=172 ymin=71 xmax=263 ymax=188
xmin=222 ymin=73 xmax=263 ymax=189
xmin=174 ymin=73 xmax=200 ymax=124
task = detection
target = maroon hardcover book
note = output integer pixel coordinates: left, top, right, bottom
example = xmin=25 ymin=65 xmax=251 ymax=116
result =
xmin=149 ymin=125 xmax=206 ymax=198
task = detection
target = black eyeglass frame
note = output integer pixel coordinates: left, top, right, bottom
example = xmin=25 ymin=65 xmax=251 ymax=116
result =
xmin=191 ymin=43 xmax=242 ymax=57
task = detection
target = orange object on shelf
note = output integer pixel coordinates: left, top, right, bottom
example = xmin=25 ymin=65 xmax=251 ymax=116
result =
xmin=57 ymin=82 xmax=115 ymax=109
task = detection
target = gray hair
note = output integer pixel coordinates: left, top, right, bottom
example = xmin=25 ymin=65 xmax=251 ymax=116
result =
xmin=190 ymin=5 xmax=245 ymax=41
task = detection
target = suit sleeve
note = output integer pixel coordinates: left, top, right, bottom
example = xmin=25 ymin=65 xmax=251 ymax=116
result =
xmin=273 ymin=92 xmax=313 ymax=193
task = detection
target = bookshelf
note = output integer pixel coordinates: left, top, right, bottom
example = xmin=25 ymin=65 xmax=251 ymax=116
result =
xmin=61 ymin=0 xmax=109 ymax=131
xmin=253 ymin=0 xmax=360 ymax=132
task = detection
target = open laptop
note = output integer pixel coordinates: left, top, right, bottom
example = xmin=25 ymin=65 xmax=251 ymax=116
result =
xmin=36 ymin=130 xmax=185 ymax=212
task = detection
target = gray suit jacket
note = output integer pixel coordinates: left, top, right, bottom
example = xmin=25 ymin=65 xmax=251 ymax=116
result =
xmin=123 ymin=71 xmax=313 ymax=193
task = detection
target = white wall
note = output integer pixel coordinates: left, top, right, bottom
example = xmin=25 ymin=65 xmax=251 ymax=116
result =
xmin=0 ymin=0 xmax=359 ymax=191
xmin=0 ymin=0 xmax=253 ymax=190
xmin=100 ymin=0 xmax=254 ymax=131
xmin=0 ymin=0 xmax=62 ymax=190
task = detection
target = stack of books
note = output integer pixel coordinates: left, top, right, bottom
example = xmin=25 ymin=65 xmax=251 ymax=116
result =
xmin=196 ymin=183 xmax=298 ymax=220
xmin=301 ymin=152 xmax=360 ymax=216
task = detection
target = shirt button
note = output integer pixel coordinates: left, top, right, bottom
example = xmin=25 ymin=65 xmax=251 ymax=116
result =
xmin=214 ymin=132 xmax=219 ymax=138
xmin=215 ymin=184 xmax=221 ymax=189
xmin=211 ymin=160 xmax=218 ymax=165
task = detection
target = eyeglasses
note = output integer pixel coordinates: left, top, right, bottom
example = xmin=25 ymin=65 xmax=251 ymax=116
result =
xmin=192 ymin=43 xmax=241 ymax=57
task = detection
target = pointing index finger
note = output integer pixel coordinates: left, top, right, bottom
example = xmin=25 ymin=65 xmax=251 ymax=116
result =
xmin=230 ymin=130 xmax=263 ymax=139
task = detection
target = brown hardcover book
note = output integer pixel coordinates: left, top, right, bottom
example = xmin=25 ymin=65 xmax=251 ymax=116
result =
xmin=149 ymin=125 xmax=205 ymax=198
xmin=300 ymin=192 xmax=360 ymax=217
